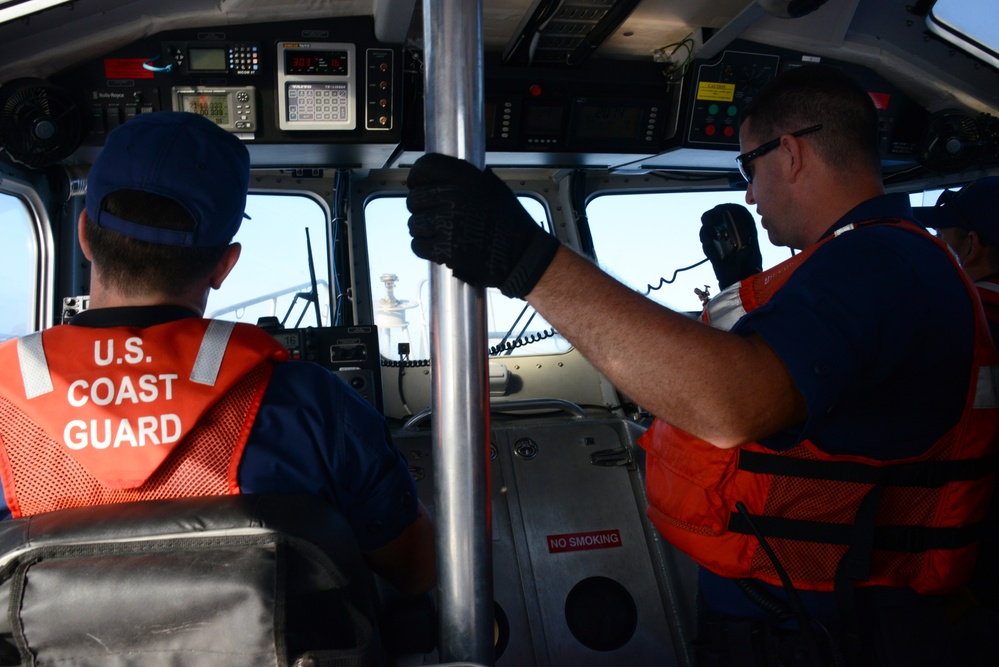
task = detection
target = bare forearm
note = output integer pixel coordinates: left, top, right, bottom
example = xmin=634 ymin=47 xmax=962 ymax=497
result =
xmin=526 ymin=246 xmax=806 ymax=447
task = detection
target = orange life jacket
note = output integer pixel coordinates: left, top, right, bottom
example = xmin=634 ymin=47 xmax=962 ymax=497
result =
xmin=0 ymin=318 xmax=288 ymax=517
xmin=638 ymin=219 xmax=999 ymax=595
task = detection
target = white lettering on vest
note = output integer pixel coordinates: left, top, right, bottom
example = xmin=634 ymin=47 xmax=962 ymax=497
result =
xmin=63 ymin=415 xmax=181 ymax=450
xmin=123 ymin=337 xmax=144 ymax=364
xmin=94 ymin=338 xmax=146 ymax=367
xmin=66 ymin=374 xmax=179 ymax=407
xmin=94 ymin=339 xmax=113 ymax=366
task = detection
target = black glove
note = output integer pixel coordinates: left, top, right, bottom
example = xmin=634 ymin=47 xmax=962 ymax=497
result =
xmin=407 ymin=153 xmax=561 ymax=298
xmin=699 ymin=203 xmax=763 ymax=290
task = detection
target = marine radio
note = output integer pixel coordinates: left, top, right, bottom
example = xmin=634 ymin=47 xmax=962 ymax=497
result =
xmin=264 ymin=324 xmax=383 ymax=412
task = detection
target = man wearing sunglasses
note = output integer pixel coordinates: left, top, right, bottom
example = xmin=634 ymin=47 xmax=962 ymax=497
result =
xmin=407 ymin=64 xmax=998 ymax=664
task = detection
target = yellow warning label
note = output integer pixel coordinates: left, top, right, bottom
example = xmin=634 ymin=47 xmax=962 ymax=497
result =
xmin=696 ymin=82 xmax=736 ymax=102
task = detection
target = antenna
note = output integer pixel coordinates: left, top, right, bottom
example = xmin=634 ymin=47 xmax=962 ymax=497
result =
xmin=305 ymin=227 xmax=322 ymax=327
xmin=280 ymin=228 xmax=323 ymax=328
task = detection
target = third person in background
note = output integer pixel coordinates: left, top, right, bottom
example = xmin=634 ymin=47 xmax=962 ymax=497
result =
xmin=917 ymin=176 xmax=999 ymax=346
xmin=916 ymin=176 xmax=999 ymax=615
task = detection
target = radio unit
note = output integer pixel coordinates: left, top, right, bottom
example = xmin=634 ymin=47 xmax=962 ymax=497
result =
xmin=162 ymin=40 xmax=260 ymax=76
xmin=267 ymin=325 xmax=382 ymax=412
xmin=171 ymin=86 xmax=257 ymax=136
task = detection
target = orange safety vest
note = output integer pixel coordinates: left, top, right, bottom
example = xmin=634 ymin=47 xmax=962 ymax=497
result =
xmin=639 ymin=219 xmax=999 ymax=595
xmin=0 ymin=318 xmax=288 ymax=518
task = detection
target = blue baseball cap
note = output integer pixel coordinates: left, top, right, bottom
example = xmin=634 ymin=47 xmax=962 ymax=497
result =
xmin=85 ymin=112 xmax=249 ymax=247
xmin=914 ymin=177 xmax=999 ymax=247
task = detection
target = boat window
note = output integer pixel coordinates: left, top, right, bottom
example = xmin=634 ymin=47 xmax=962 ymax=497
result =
xmin=587 ymin=191 xmax=793 ymax=313
xmin=927 ymin=0 xmax=999 ymax=70
xmin=365 ymin=195 xmax=569 ymax=361
xmin=207 ymin=194 xmax=332 ymax=328
xmin=0 ymin=192 xmax=37 ymax=340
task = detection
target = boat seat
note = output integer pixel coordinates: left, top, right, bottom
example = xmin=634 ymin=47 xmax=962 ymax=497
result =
xmin=0 ymin=495 xmax=379 ymax=667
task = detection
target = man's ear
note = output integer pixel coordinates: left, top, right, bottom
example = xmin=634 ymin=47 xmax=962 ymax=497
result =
xmin=210 ymin=242 xmax=242 ymax=290
xmin=963 ymin=231 xmax=984 ymax=265
xmin=782 ymin=133 xmax=805 ymax=183
xmin=77 ymin=211 xmax=92 ymax=261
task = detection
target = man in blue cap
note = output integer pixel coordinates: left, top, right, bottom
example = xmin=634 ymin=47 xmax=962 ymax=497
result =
xmin=917 ymin=176 xmax=999 ymax=347
xmin=0 ymin=112 xmax=435 ymax=598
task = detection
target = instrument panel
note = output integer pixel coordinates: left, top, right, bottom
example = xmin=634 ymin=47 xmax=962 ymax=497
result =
xmin=51 ymin=16 xmax=402 ymax=168
xmin=33 ymin=22 xmax=927 ymax=170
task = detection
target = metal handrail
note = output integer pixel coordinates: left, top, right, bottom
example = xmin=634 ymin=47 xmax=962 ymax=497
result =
xmin=403 ymin=397 xmax=589 ymax=430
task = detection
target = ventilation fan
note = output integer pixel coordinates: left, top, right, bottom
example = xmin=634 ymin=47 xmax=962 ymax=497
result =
xmin=915 ymin=109 xmax=990 ymax=174
xmin=0 ymin=78 xmax=83 ymax=169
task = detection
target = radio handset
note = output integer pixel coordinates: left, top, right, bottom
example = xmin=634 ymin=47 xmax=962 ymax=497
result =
xmin=699 ymin=204 xmax=763 ymax=290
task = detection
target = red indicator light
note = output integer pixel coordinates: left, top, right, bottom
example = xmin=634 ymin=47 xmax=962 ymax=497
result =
xmin=868 ymin=92 xmax=891 ymax=110
xmin=705 ymin=125 xmax=716 ymax=136
xmin=529 ymin=85 xmax=542 ymax=97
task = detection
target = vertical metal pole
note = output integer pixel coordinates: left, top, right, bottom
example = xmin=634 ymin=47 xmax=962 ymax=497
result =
xmin=421 ymin=0 xmax=493 ymax=665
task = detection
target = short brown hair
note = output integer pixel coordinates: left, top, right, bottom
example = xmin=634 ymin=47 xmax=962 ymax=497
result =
xmin=84 ymin=190 xmax=228 ymax=297
xmin=741 ymin=64 xmax=881 ymax=176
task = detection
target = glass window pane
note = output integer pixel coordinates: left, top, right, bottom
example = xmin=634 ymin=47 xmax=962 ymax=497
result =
xmin=928 ymin=0 xmax=999 ymax=70
xmin=0 ymin=193 xmax=37 ymax=339
xmin=587 ymin=191 xmax=793 ymax=313
xmin=207 ymin=194 xmax=331 ymax=328
xmin=365 ymin=196 xmax=569 ymax=361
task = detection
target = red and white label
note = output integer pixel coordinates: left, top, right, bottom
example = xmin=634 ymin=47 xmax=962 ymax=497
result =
xmin=547 ymin=529 xmax=622 ymax=554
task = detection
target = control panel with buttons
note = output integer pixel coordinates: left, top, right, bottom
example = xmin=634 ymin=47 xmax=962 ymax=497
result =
xmin=171 ymin=86 xmax=258 ymax=137
xmin=162 ymin=41 xmax=261 ymax=76
xmin=365 ymin=48 xmax=394 ymax=131
xmin=277 ymin=41 xmax=357 ymax=131
xmin=88 ymin=88 xmax=161 ymax=135
xmin=684 ymin=50 xmax=779 ymax=149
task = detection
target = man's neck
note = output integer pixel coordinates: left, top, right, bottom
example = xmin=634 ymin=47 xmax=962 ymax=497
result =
xmin=87 ymin=286 xmax=208 ymax=316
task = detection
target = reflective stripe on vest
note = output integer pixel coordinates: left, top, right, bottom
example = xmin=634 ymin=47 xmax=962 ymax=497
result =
xmin=17 ymin=332 xmax=52 ymax=399
xmin=976 ymin=366 xmax=999 ymax=409
xmin=17 ymin=320 xmax=236 ymax=393
xmin=190 ymin=319 xmax=236 ymax=385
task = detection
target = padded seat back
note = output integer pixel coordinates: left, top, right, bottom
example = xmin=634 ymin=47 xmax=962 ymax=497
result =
xmin=0 ymin=495 xmax=379 ymax=667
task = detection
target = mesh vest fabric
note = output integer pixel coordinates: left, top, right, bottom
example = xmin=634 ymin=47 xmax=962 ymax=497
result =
xmin=0 ymin=364 xmax=271 ymax=517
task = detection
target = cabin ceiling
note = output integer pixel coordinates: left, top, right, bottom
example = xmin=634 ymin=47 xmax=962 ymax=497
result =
xmin=0 ymin=0 xmax=757 ymax=81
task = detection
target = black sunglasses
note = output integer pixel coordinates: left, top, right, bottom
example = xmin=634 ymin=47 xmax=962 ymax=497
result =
xmin=735 ymin=124 xmax=823 ymax=184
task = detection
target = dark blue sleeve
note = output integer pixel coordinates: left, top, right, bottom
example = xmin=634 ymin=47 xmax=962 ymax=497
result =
xmin=239 ymin=361 xmax=419 ymax=551
xmin=0 ymin=480 xmax=8 ymax=520
xmin=733 ymin=225 xmax=974 ymax=459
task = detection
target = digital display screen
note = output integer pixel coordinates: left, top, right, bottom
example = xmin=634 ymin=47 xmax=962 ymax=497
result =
xmin=273 ymin=332 xmax=301 ymax=351
xmin=188 ymin=48 xmax=227 ymax=72
xmin=180 ymin=93 xmax=230 ymax=126
xmin=575 ymin=106 xmax=644 ymax=140
xmin=485 ymin=102 xmax=496 ymax=139
xmin=525 ymin=106 xmax=563 ymax=137
xmin=285 ymin=50 xmax=348 ymax=76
